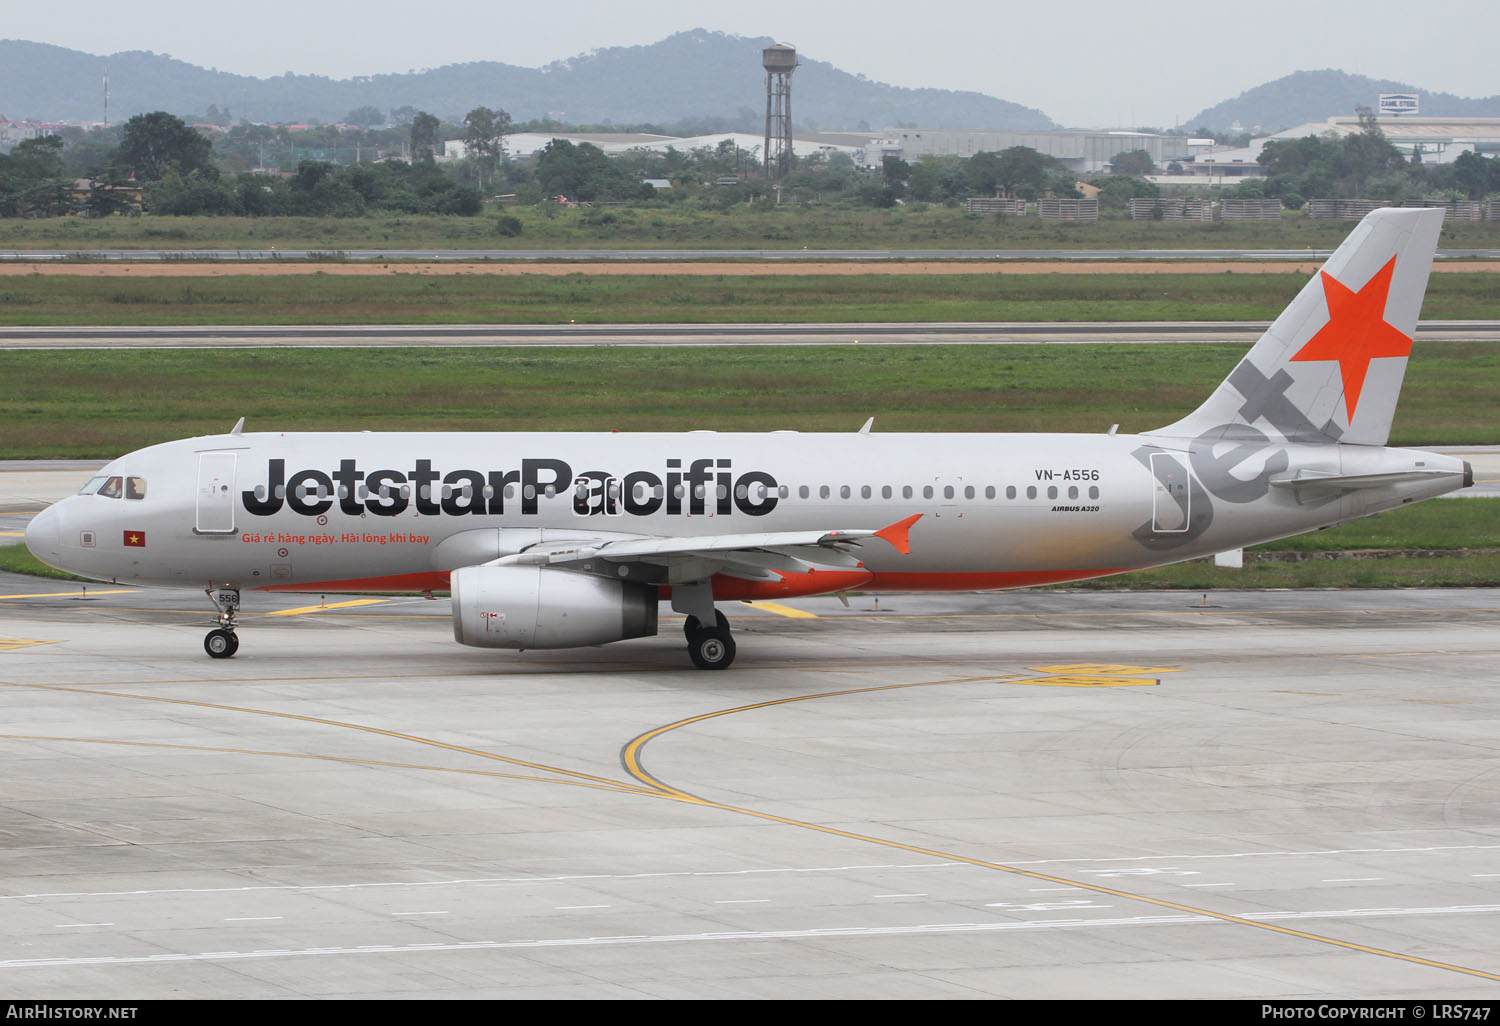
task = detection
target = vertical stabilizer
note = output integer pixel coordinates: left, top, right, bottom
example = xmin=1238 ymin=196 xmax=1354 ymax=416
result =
xmin=1149 ymin=207 xmax=1443 ymax=447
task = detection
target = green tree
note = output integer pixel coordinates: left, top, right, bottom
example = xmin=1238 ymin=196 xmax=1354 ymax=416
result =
xmin=8 ymin=135 xmax=67 ymax=179
xmin=83 ymin=168 xmax=141 ymax=217
xmin=1094 ymin=175 xmax=1158 ymax=209
xmin=1110 ymin=149 xmax=1154 ymax=176
xmin=535 ymin=139 xmax=641 ymax=201
xmin=993 ymin=146 xmax=1050 ymax=198
xmin=113 ymin=112 xmax=215 ymax=181
xmin=462 ymin=106 xmax=511 ymax=188
xmin=1451 ymin=151 xmax=1500 ymax=199
xmin=0 ymin=136 xmax=76 ymax=217
xmin=905 ymin=158 xmax=944 ymax=202
xmin=1342 ymin=108 xmax=1404 ymax=196
xmin=345 ymin=106 xmax=385 ymax=129
xmin=410 ymin=111 xmax=440 ymax=163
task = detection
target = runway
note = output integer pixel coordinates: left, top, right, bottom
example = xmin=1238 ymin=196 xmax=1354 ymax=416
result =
xmin=3 ymin=320 xmax=1499 ymax=348
xmin=1 ymin=575 xmax=1498 ymax=998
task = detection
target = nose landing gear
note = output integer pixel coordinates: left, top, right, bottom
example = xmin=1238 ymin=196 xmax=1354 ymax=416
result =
xmin=203 ymin=586 xmax=241 ymax=659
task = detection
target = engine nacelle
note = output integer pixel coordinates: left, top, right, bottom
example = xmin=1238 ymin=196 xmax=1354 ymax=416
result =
xmin=450 ymin=565 xmax=658 ymax=650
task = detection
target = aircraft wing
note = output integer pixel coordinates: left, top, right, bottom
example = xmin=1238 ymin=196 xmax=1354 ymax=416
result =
xmin=488 ymin=514 xmax=920 ymax=583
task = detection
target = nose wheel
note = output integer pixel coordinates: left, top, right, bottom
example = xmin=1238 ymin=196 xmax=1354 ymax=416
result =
xmin=204 ymin=628 xmax=239 ymax=658
xmin=684 ymin=610 xmax=736 ymax=670
xmin=203 ymin=586 xmax=241 ymax=659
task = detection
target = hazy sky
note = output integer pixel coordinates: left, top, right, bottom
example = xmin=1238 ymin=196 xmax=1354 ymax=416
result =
xmin=7 ymin=0 xmax=1494 ymax=127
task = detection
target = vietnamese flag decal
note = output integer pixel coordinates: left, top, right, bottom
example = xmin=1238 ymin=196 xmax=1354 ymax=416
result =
xmin=123 ymin=530 xmax=147 ymax=547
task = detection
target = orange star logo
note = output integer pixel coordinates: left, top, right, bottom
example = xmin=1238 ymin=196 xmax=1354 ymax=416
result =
xmin=1290 ymin=256 xmax=1411 ymax=422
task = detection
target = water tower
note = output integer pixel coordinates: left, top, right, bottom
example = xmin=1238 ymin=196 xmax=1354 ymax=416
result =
xmin=762 ymin=44 xmax=798 ymax=180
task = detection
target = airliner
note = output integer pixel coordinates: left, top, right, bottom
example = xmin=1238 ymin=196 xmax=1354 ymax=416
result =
xmin=24 ymin=208 xmax=1472 ymax=669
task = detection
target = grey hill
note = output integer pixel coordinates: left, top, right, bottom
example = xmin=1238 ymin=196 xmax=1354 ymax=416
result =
xmin=1186 ymin=69 xmax=1500 ymax=134
xmin=3 ymin=31 xmax=1497 ymax=135
xmin=0 ymin=30 xmax=1054 ymax=130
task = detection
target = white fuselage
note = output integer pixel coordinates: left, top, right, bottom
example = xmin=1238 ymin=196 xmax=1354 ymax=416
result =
xmin=25 ymin=429 xmax=1469 ymax=597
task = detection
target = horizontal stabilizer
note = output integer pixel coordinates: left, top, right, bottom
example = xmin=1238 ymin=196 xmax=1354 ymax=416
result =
xmin=1269 ymin=469 xmax=1458 ymax=493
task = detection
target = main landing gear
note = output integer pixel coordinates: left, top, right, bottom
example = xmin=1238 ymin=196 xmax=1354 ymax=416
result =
xmin=684 ymin=610 xmax=736 ymax=670
xmin=203 ymin=586 xmax=241 ymax=659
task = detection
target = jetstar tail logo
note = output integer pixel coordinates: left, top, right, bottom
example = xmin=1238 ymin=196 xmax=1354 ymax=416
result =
xmin=1290 ymin=255 xmax=1412 ymax=422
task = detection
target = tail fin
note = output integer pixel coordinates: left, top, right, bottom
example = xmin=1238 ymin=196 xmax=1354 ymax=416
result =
xmin=1149 ymin=207 xmax=1443 ymax=447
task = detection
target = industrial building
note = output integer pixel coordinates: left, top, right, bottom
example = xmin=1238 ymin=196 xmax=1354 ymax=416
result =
xmin=1258 ymin=115 xmax=1500 ymax=164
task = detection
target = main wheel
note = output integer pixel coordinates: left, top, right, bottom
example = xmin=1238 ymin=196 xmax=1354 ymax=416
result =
xmin=688 ymin=627 xmax=736 ymax=670
xmin=204 ymin=628 xmax=238 ymax=659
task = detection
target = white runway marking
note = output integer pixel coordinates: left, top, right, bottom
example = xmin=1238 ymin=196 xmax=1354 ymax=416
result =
xmin=8 ymin=903 xmax=1499 ymax=971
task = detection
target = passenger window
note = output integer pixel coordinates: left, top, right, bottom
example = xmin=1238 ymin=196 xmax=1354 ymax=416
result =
xmin=922 ymin=485 xmax=933 ymax=499
xmin=819 ymin=485 xmax=830 ymax=499
xmin=1047 ymin=486 xmax=1058 ymax=499
xmin=1089 ymin=486 xmax=1100 ymax=499
xmin=985 ymin=486 xmax=995 ymax=499
xmin=1026 ymin=486 xmax=1037 ymax=499
xmin=881 ymin=485 xmax=892 ymax=499
xmin=943 ymin=486 xmax=954 ymax=499
xmin=902 ymin=485 xmax=913 ymax=499
xmin=1068 ymin=486 xmax=1079 ymax=499
xmin=1006 ymin=486 xmax=1017 ymax=499
xmin=98 ymin=476 xmax=123 ymax=498
xmin=840 ymin=485 xmax=851 ymax=499
xmin=799 ymin=485 xmax=810 ymax=499
xmin=964 ymin=486 xmax=975 ymax=499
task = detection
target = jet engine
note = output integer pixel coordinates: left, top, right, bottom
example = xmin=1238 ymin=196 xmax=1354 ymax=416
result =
xmin=450 ymin=565 xmax=658 ymax=649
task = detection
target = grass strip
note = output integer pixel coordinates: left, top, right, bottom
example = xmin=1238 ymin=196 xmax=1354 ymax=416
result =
xmin=1 ymin=342 xmax=1495 ymax=458
xmin=1 ymin=271 xmax=1497 ymax=325
xmin=2 ymin=209 xmax=1498 ymax=251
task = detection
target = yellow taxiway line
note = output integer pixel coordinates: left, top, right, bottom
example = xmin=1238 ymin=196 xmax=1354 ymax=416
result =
xmin=265 ymin=598 xmax=389 ymax=617
xmin=741 ymin=600 xmax=818 ymax=619
xmin=0 ymin=588 xmax=140 ymax=600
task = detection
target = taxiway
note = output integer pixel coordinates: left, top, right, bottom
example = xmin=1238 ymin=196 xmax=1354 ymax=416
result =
xmin=1 ymin=575 xmax=1497 ymax=998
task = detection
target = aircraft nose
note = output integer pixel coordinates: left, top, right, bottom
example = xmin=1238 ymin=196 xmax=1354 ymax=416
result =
xmin=24 ymin=503 xmax=61 ymax=558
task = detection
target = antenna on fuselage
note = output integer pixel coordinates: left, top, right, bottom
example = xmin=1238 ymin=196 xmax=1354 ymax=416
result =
xmin=230 ymin=417 xmax=245 ymax=435
xmin=858 ymin=417 xmax=874 ymax=434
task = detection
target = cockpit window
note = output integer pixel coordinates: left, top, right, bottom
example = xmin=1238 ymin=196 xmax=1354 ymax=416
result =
xmin=82 ymin=475 xmax=147 ymax=499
